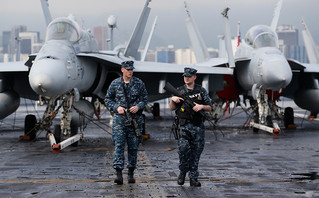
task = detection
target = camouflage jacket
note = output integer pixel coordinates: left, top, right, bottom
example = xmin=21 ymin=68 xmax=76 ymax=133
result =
xmin=104 ymin=76 xmax=148 ymax=115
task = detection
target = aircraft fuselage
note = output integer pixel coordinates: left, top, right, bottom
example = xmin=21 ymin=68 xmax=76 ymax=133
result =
xmin=28 ymin=16 xmax=101 ymax=98
xmin=235 ymin=45 xmax=292 ymax=92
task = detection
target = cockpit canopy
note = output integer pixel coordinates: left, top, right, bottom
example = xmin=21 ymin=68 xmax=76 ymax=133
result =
xmin=46 ymin=17 xmax=81 ymax=42
xmin=244 ymin=25 xmax=278 ymax=48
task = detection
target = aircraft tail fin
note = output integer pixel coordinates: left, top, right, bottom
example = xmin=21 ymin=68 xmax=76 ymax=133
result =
xmin=302 ymin=18 xmax=319 ymax=64
xmin=184 ymin=1 xmax=210 ymax=63
xmin=124 ymin=0 xmax=151 ymax=59
xmin=141 ymin=16 xmax=157 ymax=62
xmin=270 ymin=0 xmax=283 ymax=32
xmin=218 ymin=35 xmax=227 ymax=58
xmin=221 ymin=8 xmax=235 ymax=68
xmin=40 ymin=0 xmax=52 ymax=26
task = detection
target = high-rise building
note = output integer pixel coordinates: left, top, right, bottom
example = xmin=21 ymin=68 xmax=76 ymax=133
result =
xmin=276 ymin=25 xmax=307 ymax=62
xmin=8 ymin=25 xmax=27 ymax=55
xmin=277 ymin=25 xmax=298 ymax=45
xmin=2 ymin=31 xmax=11 ymax=54
xmin=156 ymin=45 xmax=175 ymax=63
xmin=94 ymin=26 xmax=108 ymax=51
xmin=19 ymin=32 xmax=40 ymax=54
xmin=175 ymin=48 xmax=196 ymax=64
xmin=143 ymin=49 xmax=156 ymax=62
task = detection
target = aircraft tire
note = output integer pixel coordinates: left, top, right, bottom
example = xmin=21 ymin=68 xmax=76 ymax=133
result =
xmin=153 ymin=103 xmax=160 ymax=119
xmin=24 ymin=114 xmax=37 ymax=140
xmin=142 ymin=114 xmax=146 ymax=135
xmin=70 ymin=123 xmax=78 ymax=147
xmin=54 ymin=124 xmax=61 ymax=143
xmin=266 ymin=116 xmax=273 ymax=127
xmin=253 ymin=111 xmax=259 ymax=133
xmin=284 ymin=107 xmax=294 ymax=129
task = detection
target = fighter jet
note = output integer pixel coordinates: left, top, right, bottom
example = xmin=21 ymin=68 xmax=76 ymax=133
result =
xmin=282 ymin=18 xmax=319 ymax=119
xmin=183 ymin=0 xmax=319 ymax=135
xmin=0 ymin=0 xmax=232 ymax=151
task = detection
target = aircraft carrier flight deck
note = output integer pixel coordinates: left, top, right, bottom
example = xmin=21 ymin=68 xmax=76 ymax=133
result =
xmin=0 ymin=101 xmax=318 ymax=197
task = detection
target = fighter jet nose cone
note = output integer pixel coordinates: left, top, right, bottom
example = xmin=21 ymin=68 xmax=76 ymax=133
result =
xmin=263 ymin=58 xmax=292 ymax=90
xmin=30 ymin=75 xmax=51 ymax=95
xmin=29 ymin=59 xmax=69 ymax=97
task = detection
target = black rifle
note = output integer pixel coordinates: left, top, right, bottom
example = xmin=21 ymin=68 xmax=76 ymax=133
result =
xmin=121 ymin=77 xmax=141 ymax=137
xmin=164 ymin=82 xmax=207 ymax=118
xmin=171 ymin=115 xmax=181 ymax=140
xmin=125 ymin=109 xmax=141 ymax=137
xmin=164 ymin=82 xmax=224 ymax=139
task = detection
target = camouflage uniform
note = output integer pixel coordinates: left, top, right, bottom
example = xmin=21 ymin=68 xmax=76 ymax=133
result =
xmin=176 ymin=84 xmax=212 ymax=179
xmin=105 ymin=76 xmax=148 ymax=170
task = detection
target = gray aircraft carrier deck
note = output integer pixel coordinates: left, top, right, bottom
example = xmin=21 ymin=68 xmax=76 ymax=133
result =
xmin=0 ymin=100 xmax=318 ymax=197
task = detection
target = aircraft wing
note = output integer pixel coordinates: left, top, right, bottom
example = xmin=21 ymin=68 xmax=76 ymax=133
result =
xmin=301 ymin=64 xmax=319 ymax=73
xmin=0 ymin=61 xmax=29 ymax=72
xmin=287 ymin=59 xmax=319 ymax=73
xmin=0 ymin=61 xmax=38 ymax=100
xmin=77 ymin=51 xmax=233 ymax=75
xmin=77 ymin=52 xmax=123 ymax=71
xmin=134 ymin=60 xmax=233 ymax=74
xmin=77 ymin=51 xmax=233 ymax=102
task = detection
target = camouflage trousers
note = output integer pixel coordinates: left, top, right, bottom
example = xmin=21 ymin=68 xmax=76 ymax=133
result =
xmin=112 ymin=115 xmax=142 ymax=170
xmin=178 ymin=123 xmax=205 ymax=178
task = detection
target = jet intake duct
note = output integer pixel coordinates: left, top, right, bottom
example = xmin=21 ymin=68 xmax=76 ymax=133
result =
xmin=0 ymin=90 xmax=20 ymax=119
xmin=293 ymin=89 xmax=319 ymax=113
xmin=71 ymin=99 xmax=94 ymax=127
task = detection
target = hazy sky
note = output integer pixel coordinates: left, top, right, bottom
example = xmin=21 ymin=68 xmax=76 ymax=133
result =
xmin=1 ymin=0 xmax=318 ymax=49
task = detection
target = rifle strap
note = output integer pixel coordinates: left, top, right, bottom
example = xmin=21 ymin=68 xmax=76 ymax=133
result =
xmin=121 ymin=77 xmax=131 ymax=110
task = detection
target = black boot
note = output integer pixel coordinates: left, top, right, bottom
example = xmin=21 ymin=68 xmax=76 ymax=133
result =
xmin=177 ymin=173 xmax=186 ymax=185
xmin=190 ymin=178 xmax=201 ymax=187
xmin=114 ymin=169 xmax=123 ymax=185
xmin=128 ymin=168 xmax=136 ymax=183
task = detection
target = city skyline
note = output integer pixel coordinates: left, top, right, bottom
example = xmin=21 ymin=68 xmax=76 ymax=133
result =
xmin=0 ymin=0 xmax=318 ymax=49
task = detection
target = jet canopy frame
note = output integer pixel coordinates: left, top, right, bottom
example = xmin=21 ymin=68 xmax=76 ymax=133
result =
xmin=46 ymin=17 xmax=81 ymax=43
xmin=245 ymin=25 xmax=278 ymax=48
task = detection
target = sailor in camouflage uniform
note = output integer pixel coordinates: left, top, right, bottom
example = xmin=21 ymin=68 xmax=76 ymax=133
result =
xmin=169 ymin=67 xmax=212 ymax=187
xmin=105 ymin=61 xmax=148 ymax=185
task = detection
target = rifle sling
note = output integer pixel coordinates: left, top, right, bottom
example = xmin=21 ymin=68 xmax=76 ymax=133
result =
xmin=121 ymin=77 xmax=131 ymax=110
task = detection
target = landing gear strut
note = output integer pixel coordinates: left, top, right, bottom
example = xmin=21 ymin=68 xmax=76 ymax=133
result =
xmin=249 ymin=86 xmax=280 ymax=135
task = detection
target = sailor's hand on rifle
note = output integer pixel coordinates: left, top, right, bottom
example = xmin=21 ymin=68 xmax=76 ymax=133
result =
xmin=171 ymin=96 xmax=184 ymax=104
xmin=193 ymin=102 xmax=204 ymax=112
xmin=129 ymin=106 xmax=139 ymax=114
xmin=117 ymin=106 xmax=126 ymax=115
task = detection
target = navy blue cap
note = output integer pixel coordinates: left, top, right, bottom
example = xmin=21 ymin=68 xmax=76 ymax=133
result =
xmin=182 ymin=67 xmax=197 ymax=77
xmin=121 ymin=61 xmax=135 ymax=70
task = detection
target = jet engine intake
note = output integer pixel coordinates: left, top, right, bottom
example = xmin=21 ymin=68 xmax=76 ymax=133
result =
xmin=71 ymin=99 xmax=94 ymax=127
xmin=0 ymin=90 xmax=20 ymax=119
xmin=293 ymin=89 xmax=319 ymax=114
